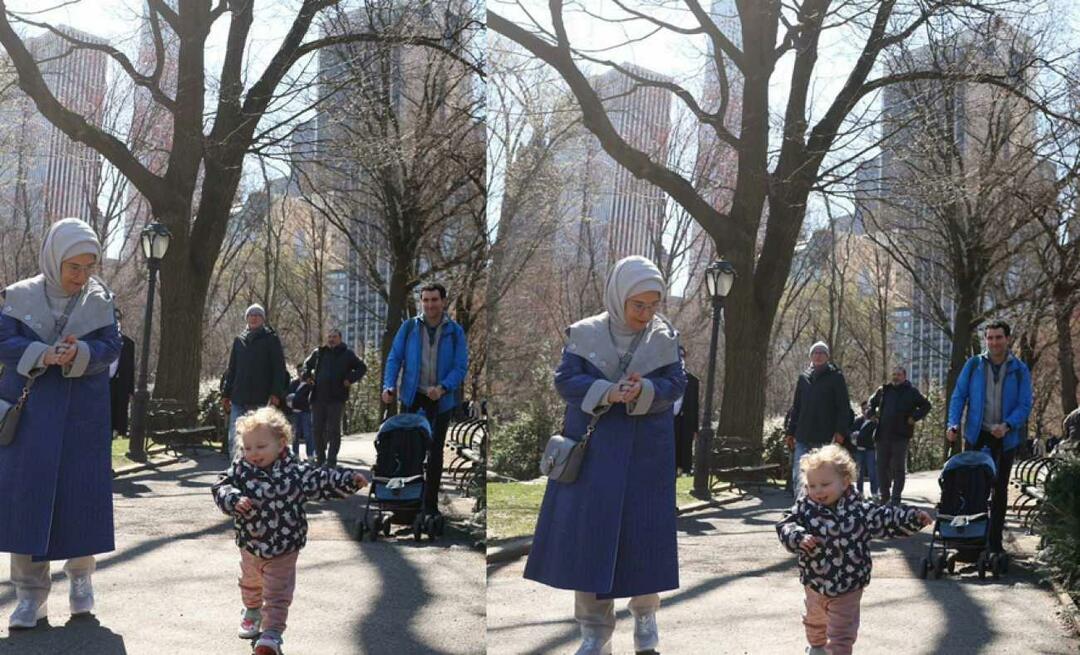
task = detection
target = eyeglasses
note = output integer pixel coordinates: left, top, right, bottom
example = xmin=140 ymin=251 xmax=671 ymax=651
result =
xmin=628 ymin=300 xmax=662 ymax=313
xmin=63 ymin=262 xmax=98 ymax=276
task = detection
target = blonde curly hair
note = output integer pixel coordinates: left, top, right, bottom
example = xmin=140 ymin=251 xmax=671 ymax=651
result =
xmin=799 ymin=444 xmax=857 ymax=485
xmin=234 ymin=407 xmax=293 ymax=455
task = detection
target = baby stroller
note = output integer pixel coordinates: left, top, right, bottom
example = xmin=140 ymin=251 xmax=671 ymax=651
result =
xmin=355 ymin=412 xmax=443 ymax=542
xmin=921 ymin=449 xmax=1005 ymax=579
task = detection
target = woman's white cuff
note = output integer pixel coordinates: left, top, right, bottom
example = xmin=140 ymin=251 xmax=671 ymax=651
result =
xmin=17 ymin=342 xmax=50 ymax=377
xmin=582 ymin=379 xmax=615 ymax=415
xmin=62 ymin=341 xmax=91 ymax=378
xmin=626 ymin=379 xmax=656 ymax=416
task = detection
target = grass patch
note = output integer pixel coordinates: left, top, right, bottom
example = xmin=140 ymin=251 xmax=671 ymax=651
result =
xmin=487 ymin=476 xmax=716 ymax=543
xmin=110 ymin=438 xmax=177 ymax=472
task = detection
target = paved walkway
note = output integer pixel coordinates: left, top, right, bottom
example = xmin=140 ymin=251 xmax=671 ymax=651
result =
xmin=487 ymin=470 xmax=1080 ymax=654
xmin=0 ymin=433 xmax=485 ymax=654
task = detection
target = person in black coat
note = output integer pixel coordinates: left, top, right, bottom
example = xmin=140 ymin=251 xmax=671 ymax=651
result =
xmin=866 ymin=366 xmax=931 ymax=505
xmin=302 ymin=329 xmax=366 ymax=467
xmin=784 ymin=341 xmax=851 ymax=495
xmin=849 ymin=400 xmax=879 ymax=499
xmin=673 ymin=346 xmax=700 ymax=475
xmin=109 ymin=312 xmax=136 ymax=436
xmin=285 ymin=362 xmax=315 ymax=459
xmin=220 ymin=304 xmax=290 ymax=455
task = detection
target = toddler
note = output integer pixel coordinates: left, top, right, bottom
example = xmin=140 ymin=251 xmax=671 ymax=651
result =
xmin=212 ymin=407 xmax=368 ymax=655
xmin=776 ymin=444 xmax=932 ymax=655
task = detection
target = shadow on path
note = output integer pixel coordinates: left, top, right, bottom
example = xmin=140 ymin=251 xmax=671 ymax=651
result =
xmin=0 ymin=614 xmax=126 ymax=653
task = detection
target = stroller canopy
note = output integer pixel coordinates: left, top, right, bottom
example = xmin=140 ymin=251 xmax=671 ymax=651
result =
xmin=378 ymin=412 xmax=433 ymax=441
xmin=941 ymin=450 xmax=996 ymax=479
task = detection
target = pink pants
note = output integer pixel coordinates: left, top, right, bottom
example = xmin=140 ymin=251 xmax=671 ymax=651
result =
xmin=803 ymin=586 xmax=862 ymax=655
xmin=239 ymin=549 xmax=299 ymax=635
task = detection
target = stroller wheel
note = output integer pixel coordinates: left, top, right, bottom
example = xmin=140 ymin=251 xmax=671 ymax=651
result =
xmin=434 ymin=514 xmax=446 ymax=537
xmin=367 ymin=514 xmax=381 ymax=542
xmin=383 ymin=517 xmax=392 ymax=536
xmin=976 ymin=553 xmax=988 ymax=579
xmin=997 ymin=552 xmax=1009 ymax=575
xmin=355 ymin=520 xmax=367 ymax=542
xmin=934 ymin=554 xmax=947 ymax=579
xmin=920 ymin=557 xmax=930 ymax=580
xmin=947 ymin=554 xmax=956 ymax=574
xmin=412 ymin=515 xmax=423 ymax=542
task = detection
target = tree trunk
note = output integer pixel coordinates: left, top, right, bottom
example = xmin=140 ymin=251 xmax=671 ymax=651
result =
xmin=1056 ymin=297 xmax=1079 ymax=415
xmin=944 ymin=292 xmax=977 ymax=457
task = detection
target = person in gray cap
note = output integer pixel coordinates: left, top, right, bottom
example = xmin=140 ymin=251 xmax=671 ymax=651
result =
xmin=785 ymin=341 xmax=851 ymax=496
xmin=220 ymin=303 xmax=289 ymax=455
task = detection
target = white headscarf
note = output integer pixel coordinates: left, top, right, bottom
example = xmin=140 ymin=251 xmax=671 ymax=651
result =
xmin=564 ymin=256 xmax=680 ymax=381
xmin=603 ymin=256 xmax=667 ymax=332
xmin=40 ymin=218 xmax=101 ymax=295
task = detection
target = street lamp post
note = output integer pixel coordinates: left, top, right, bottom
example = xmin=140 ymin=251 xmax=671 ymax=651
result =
xmin=691 ymin=259 xmax=736 ymax=501
xmin=126 ymin=223 xmax=172 ymax=463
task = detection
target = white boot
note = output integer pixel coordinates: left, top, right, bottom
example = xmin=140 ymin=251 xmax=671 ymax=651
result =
xmin=8 ymin=599 xmax=47 ymax=629
xmin=633 ymin=612 xmax=659 ymax=651
xmin=574 ymin=636 xmax=612 ymax=655
xmin=69 ymin=573 xmax=94 ymax=615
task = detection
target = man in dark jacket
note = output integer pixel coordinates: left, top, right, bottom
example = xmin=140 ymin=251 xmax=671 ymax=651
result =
xmin=867 ymin=365 xmax=931 ymax=505
xmin=220 ymin=304 xmax=290 ymax=455
xmin=785 ymin=341 xmax=851 ymax=496
xmin=673 ymin=346 xmax=700 ymax=475
xmin=303 ymin=329 xmax=366 ymax=466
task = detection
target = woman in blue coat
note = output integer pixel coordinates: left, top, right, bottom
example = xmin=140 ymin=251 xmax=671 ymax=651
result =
xmin=0 ymin=218 xmax=122 ymax=629
xmin=524 ymin=256 xmax=686 ymax=655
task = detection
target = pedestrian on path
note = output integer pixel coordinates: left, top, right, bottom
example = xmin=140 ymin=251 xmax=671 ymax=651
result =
xmin=947 ymin=319 xmax=1032 ymax=554
xmin=0 ymin=218 xmax=122 ymax=629
xmin=108 ymin=309 xmax=135 ymax=437
xmin=524 ymin=256 xmax=686 ymax=655
xmin=785 ymin=341 xmax=851 ymax=496
xmin=866 ymin=366 xmax=932 ymax=505
xmin=381 ymin=283 xmax=468 ymax=517
xmin=777 ymin=445 xmax=932 ymax=655
xmin=220 ymin=304 xmax=290 ymax=456
xmin=302 ymin=329 xmax=366 ymax=466
xmin=849 ymin=400 xmax=879 ymax=500
xmin=285 ymin=362 xmax=315 ymax=459
xmin=673 ymin=345 xmax=699 ymax=476
xmin=212 ymin=407 xmax=368 ymax=655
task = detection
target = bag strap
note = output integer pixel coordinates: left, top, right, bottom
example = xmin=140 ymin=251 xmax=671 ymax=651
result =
xmin=15 ymin=291 xmax=83 ymax=410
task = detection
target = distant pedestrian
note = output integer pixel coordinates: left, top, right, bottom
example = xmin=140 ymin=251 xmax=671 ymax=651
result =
xmin=220 ymin=304 xmax=290 ymax=456
xmin=777 ymin=445 xmax=932 ymax=655
xmin=673 ymin=345 xmax=699 ymax=475
xmin=381 ymin=283 xmax=468 ymax=517
xmin=212 ymin=408 xmax=368 ymax=655
xmin=285 ymin=363 xmax=315 ymax=460
xmin=109 ymin=310 xmax=136 ymax=437
xmin=866 ymin=366 xmax=931 ymax=505
xmin=849 ymin=400 xmax=879 ymax=500
xmin=1063 ymin=406 xmax=1080 ymax=444
xmin=947 ymin=319 xmax=1033 ymax=555
xmin=785 ymin=342 xmax=851 ymax=496
xmin=302 ymin=329 xmax=366 ymax=467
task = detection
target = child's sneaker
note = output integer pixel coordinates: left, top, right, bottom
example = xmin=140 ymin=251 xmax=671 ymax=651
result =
xmin=238 ymin=608 xmax=261 ymax=639
xmin=253 ymin=631 xmax=282 ymax=655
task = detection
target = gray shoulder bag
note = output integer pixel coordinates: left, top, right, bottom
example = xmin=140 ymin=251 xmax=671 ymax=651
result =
xmin=0 ymin=291 xmax=82 ymax=446
xmin=539 ymin=325 xmax=644 ymax=483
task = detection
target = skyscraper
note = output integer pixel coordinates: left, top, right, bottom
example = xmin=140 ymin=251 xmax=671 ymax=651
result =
xmin=0 ymin=27 xmax=108 ymax=234
xmin=554 ymin=63 xmax=672 ymax=271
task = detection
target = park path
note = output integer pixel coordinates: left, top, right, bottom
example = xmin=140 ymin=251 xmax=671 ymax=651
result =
xmin=0 ymin=433 xmax=485 ymax=654
xmin=487 ymin=470 xmax=1080 ymax=654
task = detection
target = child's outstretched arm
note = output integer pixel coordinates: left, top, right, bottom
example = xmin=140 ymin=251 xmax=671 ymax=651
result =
xmin=300 ymin=463 xmax=368 ymax=501
xmin=866 ymin=503 xmax=933 ymax=539
xmin=776 ymin=506 xmax=813 ymax=554
xmin=211 ymin=464 xmax=244 ymax=515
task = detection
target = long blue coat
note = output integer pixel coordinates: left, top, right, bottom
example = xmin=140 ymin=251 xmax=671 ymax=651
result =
xmin=0 ymin=314 xmax=122 ymax=560
xmin=524 ymin=350 xmax=686 ymax=598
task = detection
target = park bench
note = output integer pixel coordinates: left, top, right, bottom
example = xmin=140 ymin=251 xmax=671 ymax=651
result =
xmin=145 ymin=398 xmax=219 ymax=456
xmin=446 ymin=410 xmax=487 ymax=499
xmin=1010 ymin=454 xmax=1062 ymax=540
xmin=708 ymin=434 xmax=783 ymax=495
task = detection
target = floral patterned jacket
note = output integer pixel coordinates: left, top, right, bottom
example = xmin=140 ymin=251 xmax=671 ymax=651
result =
xmin=212 ymin=450 xmax=360 ymax=558
xmin=777 ymin=487 xmax=924 ymax=596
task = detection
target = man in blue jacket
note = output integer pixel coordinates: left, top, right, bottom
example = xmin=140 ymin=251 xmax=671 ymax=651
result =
xmin=948 ymin=319 xmax=1033 ymax=554
xmin=381 ymin=283 xmax=469 ymax=517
